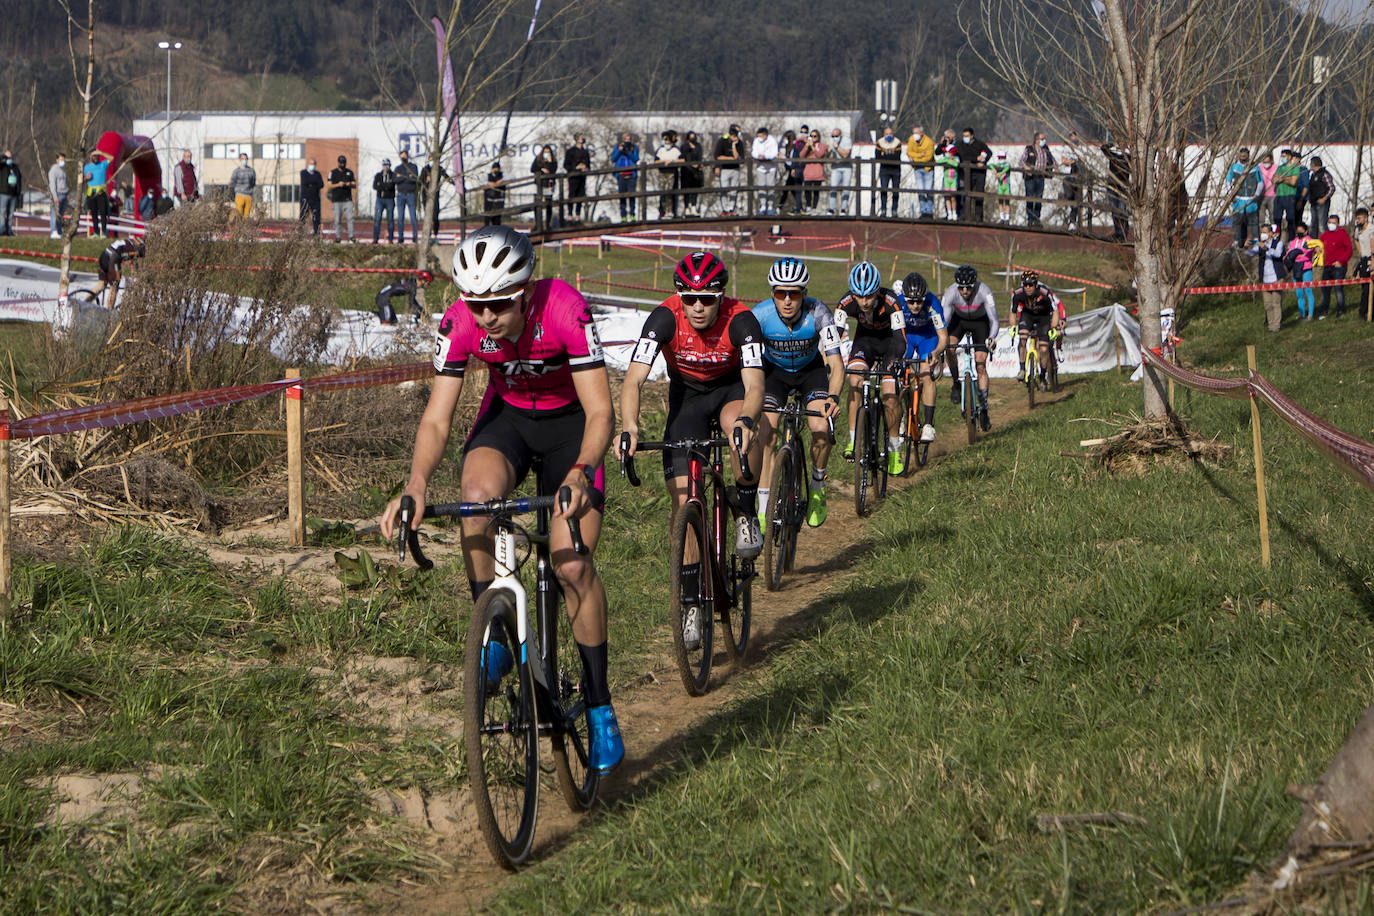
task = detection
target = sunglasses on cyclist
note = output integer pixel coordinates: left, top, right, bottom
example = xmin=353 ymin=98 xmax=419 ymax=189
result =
xmin=681 ymin=292 xmax=722 ymax=306
xmin=465 ymin=294 xmax=521 ymax=315
xmin=957 ymin=284 xmax=975 ymax=293
xmin=772 ymin=288 xmax=806 ymax=300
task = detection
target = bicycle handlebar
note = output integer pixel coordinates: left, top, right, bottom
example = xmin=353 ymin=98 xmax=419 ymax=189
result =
xmin=396 ymin=485 xmax=589 ymax=568
xmin=620 ymin=431 xmax=749 ymax=488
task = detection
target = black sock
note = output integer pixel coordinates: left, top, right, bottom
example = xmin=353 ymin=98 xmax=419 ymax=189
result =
xmin=923 ymin=404 xmax=935 ymax=425
xmin=469 ymin=578 xmax=493 ymax=601
xmin=578 ymin=641 xmax=611 ymax=707
xmin=681 ymin=562 xmax=701 ymax=603
xmin=736 ymin=483 xmax=757 ymax=516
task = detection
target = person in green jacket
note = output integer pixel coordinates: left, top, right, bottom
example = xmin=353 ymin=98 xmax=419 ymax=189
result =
xmin=992 ymin=152 xmax=1012 ymax=224
xmin=934 ymin=131 xmax=960 ymax=221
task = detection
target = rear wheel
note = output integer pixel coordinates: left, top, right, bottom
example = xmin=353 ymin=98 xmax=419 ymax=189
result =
xmin=916 ymin=439 xmax=931 ymax=467
xmin=875 ymin=403 xmax=889 ymax=499
xmin=962 ymin=374 xmax=978 ymax=445
xmin=721 ymin=519 xmax=753 ymax=663
xmin=899 ymin=386 xmax=917 ymax=477
xmin=465 ymin=589 xmax=539 ymax=870
xmin=763 ymin=447 xmax=794 ymax=592
xmin=1048 ymin=350 xmax=1060 ymax=392
xmin=669 ymin=503 xmax=713 ymax=695
xmin=854 ymin=401 xmax=875 ymax=517
xmin=551 ymin=600 xmax=598 ymax=812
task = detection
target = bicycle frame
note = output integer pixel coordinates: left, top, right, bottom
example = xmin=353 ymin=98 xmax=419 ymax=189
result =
xmin=682 ymin=438 xmax=732 ymax=603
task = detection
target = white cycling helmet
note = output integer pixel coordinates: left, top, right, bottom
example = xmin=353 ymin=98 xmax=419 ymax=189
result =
xmin=768 ymin=256 xmax=809 ymax=288
xmin=451 ymin=225 xmax=536 ymax=298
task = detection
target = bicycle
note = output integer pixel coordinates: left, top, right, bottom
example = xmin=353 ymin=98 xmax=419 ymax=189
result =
xmin=395 ymin=474 xmax=597 ymax=870
xmin=620 ymin=425 xmax=754 ymax=696
xmin=761 ymin=393 xmax=834 ymax=591
xmin=894 ymin=357 xmax=940 ymax=475
xmin=1021 ymin=337 xmax=1040 ymax=410
xmin=1045 ymin=327 xmax=1062 ymax=393
xmin=851 ymin=363 xmax=894 ymax=517
xmin=953 ymin=337 xmax=987 ymax=445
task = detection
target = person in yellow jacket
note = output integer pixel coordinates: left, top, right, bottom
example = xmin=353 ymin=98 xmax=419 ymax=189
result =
xmin=906 ymin=126 xmax=936 ymax=219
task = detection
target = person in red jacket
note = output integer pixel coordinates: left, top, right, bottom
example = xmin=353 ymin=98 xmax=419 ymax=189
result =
xmin=1318 ymin=214 xmax=1353 ymax=319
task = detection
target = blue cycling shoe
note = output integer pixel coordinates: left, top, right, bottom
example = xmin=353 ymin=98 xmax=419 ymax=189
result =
xmin=482 ymin=640 xmax=514 ymax=692
xmin=587 ymin=704 xmax=625 ymax=774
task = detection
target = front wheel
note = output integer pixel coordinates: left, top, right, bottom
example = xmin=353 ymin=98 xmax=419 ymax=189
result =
xmin=1048 ymin=351 xmax=1061 ymax=393
xmin=669 ymin=503 xmax=713 ymax=696
xmin=721 ymin=548 xmax=753 ymax=662
xmin=465 ymin=589 xmax=539 ymax=870
xmin=874 ymin=402 xmax=889 ymax=499
xmin=962 ymin=373 xmax=979 ymax=446
xmin=551 ymin=600 xmax=598 ymax=812
xmin=763 ymin=447 xmax=794 ymax=592
xmin=854 ymin=402 xmax=875 ymax=517
xmin=1025 ymin=351 xmax=1038 ymax=411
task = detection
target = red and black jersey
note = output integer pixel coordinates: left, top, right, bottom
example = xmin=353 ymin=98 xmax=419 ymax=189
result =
xmin=1010 ymin=284 xmax=1065 ymax=319
xmin=630 ymin=294 xmax=765 ymax=391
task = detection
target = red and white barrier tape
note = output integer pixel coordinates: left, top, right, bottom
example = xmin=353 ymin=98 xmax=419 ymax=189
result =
xmin=1140 ymin=348 xmax=1374 ymax=490
xmin=1183 ymin=277 xmax=1369 ymax=295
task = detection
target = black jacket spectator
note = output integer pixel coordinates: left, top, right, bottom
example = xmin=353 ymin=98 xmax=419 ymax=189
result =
xmin=328 ymin=165 xmax=356 ymax=203
xmin=393 ymin=160 xmax=419 ymax=195
xmin=373 ymin=168 xmax=396 ymax=200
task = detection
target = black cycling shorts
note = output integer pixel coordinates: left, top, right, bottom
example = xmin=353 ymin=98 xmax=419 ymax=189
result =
xmin=97 ymin=251 xmax=118 ymax=283
xmin=946 ymin=312 xmax=992 ymax=352
xmin=464 ymin=396 xmax=604 ymax=502
xmin=763 ymin=359 xmax=831 ymax=410
xmin=662 ymin=378 xmax=745 ymax=479
xmin=846 ymin=334 xmax=902 ymax=372
xmin=1017 ymin=312 xmax=1054 ymax=342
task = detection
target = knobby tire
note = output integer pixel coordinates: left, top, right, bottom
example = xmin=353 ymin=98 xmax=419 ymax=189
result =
xmin=669 ymin=503 xmax=713 ymax=695
xmin=551 ymin=595 xmax=598 ymax=812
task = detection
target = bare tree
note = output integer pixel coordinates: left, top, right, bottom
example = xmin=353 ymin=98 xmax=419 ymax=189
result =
xmin=972 ymin=0 xmax=1368 ymax=419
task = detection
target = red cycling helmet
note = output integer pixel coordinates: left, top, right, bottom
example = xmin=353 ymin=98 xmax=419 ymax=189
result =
xmin=673 ymin=251 xmax=728 ymax=293
xmin=416 ymin=269 xmax=434 ymax=284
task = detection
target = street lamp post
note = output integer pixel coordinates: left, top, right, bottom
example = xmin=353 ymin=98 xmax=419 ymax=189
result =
xmin=158 ymin=40 xmax=182 ymax=182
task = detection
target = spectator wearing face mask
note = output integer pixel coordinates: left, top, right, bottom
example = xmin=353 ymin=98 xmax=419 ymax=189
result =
xmin=300 ymin=158 xmax=324 ymax=236
xmin=827 ymin=127 xmax=853 ymax=216
xmin=393 ymin=150 xmax=420 ymax=242
xmin=906 ymin=126 xmax=935 ymax=219
xmin=0 ymin=150 xmax=21 ymax=235
xmin=713 ymin=124 xmax=746 ymax=216
xmin=1020 ymin=132 xmax=1055 ymax=227
xmin=47 ymin=152 xmax=69 ymax=238
xmin=1351 ymin=207 xmax=1374 ymax=320
xmin=1248 ymin=223 xmax=1287 ymax=332
xmin=372 ymin=158 xmax=397 ymax=244
xmin=230 ymin=152 xmax=256 ymax=219
xmin=1317 ymin=213 xmax=1352 ymax=319
xmin=956 ymin=127 xmax=991 ymax=222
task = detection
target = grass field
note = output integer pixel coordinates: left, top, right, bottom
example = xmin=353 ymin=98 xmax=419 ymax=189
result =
xmin=1 ymin=237 xmax=1370 ymax=911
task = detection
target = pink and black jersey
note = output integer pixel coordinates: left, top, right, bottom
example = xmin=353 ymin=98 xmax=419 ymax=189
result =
xmin=433 ymin=277 xmax=605 ymax=411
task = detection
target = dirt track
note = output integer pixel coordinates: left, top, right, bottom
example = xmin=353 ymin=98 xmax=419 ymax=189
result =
xmin=331 ymin=377 xmax=1076 ymax=915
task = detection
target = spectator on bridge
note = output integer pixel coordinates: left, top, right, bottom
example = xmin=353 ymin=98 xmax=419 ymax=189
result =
xmin=299 ymin=159 xmax=324 ymax=236
xmin=752 ymin=126 xmax=779 ymax=216
xmin=906 ymin=125 xmax=935 ymax=219
xmin=372 ymin=158 xmax=397 ymax=244
xmin=874 ymin=126 xmax=902 ymax=218
xmin=1020 ymin=131 xmax=1055 ymax=227
xmin=1100 ymin=141 xmax=1130 ymax=241
xmin=653 ymin=130 xmax=682 ymax=219
xmin=801 ymin=129 xmax=828 ymax=213
xmin=1295 ymin=154 xmax=1311 ymax=227
xmin=83 ymin=151 xmax=111 ymax=238
xmin=611 ymin=132 xmax=640 ymax=222
xmin=992 ymin=152 xmax=1012 ymax=223
xmin=1226 ymin=147 xmax=1263 ymax=247
xmin=419 ymin=160 xmax=451 ymax=235
xmin=1307 ymin=156 xmax=1335 ymax=234
xmin=393 ymin=149 xmax=420 ymax=242
xmin=328 ymin=155 xmax=356 ymax=241
xmin=1318 ymin=213 xmax=1352 ymax=319
xmin=1257 ymin=150 xmax=1278 ymax=226
xmin=173 ymin=149 xmax=199 ymax=208
xmin=1061 ymin=151 xmax=1085 ymax=233
xmin=956 ymin=127 xmax=992 ymax=222
xmin=231 ymin=152 xmax=256 ymax=220
xmin=828 ymin=126 xmax=853 ymax=216
xmin=483 ymin=162 xmax=506 ymax=226
xmin=680 ymin=130 xmax=704 ymax=217
xmin=1273 ymin=148 xmax=1300 ymax=240
xmin=562 ymin=134 xmax=591 ymax=224
xmin=47 ymin=152 xmax=68 ymax=238
xmin=713 ymin=124 xmax=745 ymax=216
xmin=1352 ymin=207 xmax=1373 ymax=319
xmin=935 ymin=130 xmax=959 ymax=220
xmin=0 ymin=150 xmax=20 ymax=236
xmin=777 ymin=130 xmax=803 ymax=214
xmin=531 ymin=144 xmax=558 ymax=230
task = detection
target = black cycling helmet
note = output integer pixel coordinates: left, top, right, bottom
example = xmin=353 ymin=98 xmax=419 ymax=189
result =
xmin=1020 ymin=269 xmax=1039 ymax=287
xmin=954 ymin=265 xmax=978 ymax=288
xmin=902 ymin=271 xmax=927 ymax=302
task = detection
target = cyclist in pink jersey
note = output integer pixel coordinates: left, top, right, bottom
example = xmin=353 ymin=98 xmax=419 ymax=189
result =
xmin=379 ymin=225 xmax=623 ymax=773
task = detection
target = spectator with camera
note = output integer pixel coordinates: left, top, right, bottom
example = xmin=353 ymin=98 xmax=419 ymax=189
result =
xmin=611 ymin=132 xmax=640 ymax=222
xmin=713 ymin=124 xmax=746 ymax=216
xmin=654 ymin=130 xmax=682 ymax=219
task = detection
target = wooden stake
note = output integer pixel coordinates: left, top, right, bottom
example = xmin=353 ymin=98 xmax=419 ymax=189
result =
xmin=575 ymin=271 xmax=581 ymax=292
xmin=0 ymin=400 xmax=10 ymax=624
xmin=1082 ymin=290 xmax=1088 ymax=312
xmin=1247 ymin=345 xmax=1271 ymax=569
xmin=1168 ymin=376 xmax=1176 ymax=411
xmin=1368 ymin=275 xmax=1373 ymax=322
xmin=286 ymin=370 xmax=305 ymax=549
xmin=605 ymin=266 xmax=610 ymax=295
xmin=890 ymin=252 xmax=899 ymax=282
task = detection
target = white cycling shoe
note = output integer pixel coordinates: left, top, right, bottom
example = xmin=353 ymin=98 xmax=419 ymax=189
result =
xmin=735 ymin=515 xmax=763 ymax=558
xmin=920 ymin=424 xmax=937 ymax=443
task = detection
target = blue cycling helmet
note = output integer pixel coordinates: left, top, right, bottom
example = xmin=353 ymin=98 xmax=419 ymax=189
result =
xmin=767 ymin=256 xmax=809 ymax=288
xmin=849 ymin=261 xmax=881 ymax=297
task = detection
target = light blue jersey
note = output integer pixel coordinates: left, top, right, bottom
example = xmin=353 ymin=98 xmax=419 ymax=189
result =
xmin=752 ymin=296 xmax=844 ymax=371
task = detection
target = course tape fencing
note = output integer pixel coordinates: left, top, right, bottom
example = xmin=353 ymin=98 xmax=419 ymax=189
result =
xmin=6 ymin=362 xmax=433 ymax=441
xmin=1140 ymin=348 xmax=1374 ymax=490
xmin=0 ymin=246 xmax=425 ymax=275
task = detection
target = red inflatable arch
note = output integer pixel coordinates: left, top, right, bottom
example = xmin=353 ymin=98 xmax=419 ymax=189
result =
xmin=94 ymin=131 xmax=164 ymax=209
